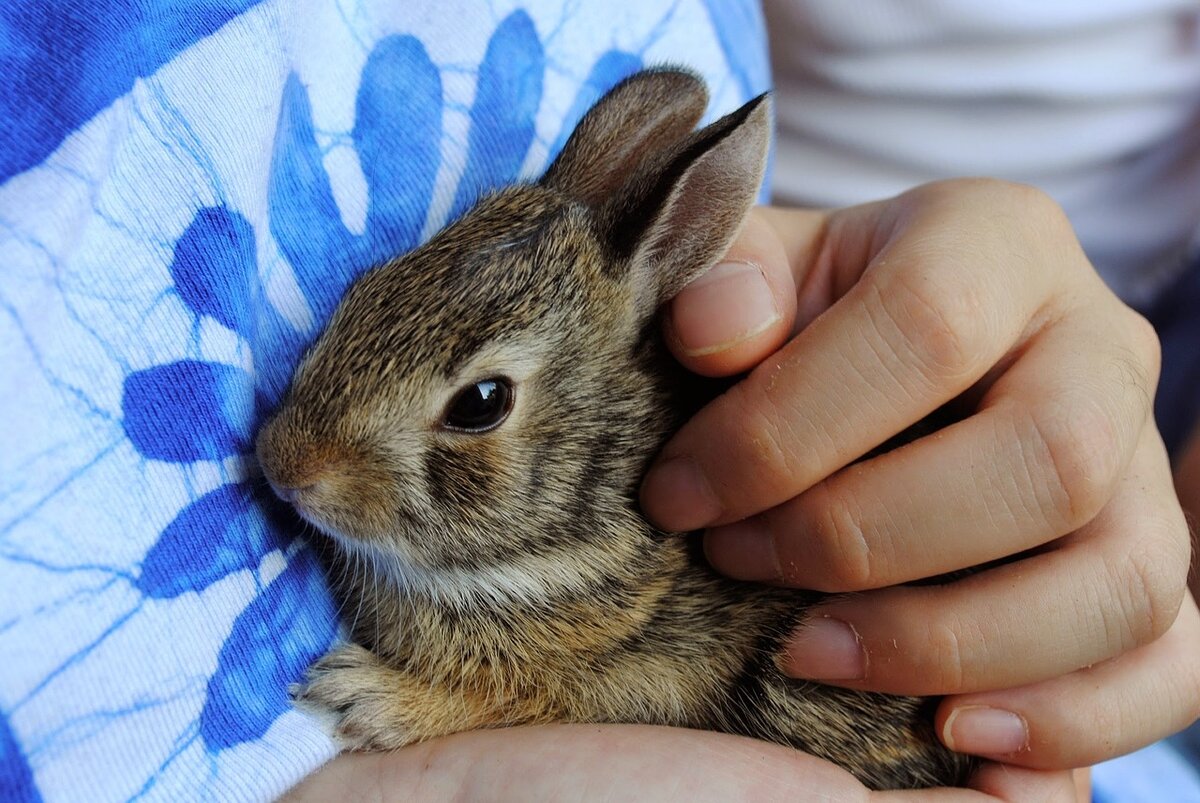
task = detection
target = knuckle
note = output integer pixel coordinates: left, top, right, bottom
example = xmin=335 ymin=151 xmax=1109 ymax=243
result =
xmin=919 ymin=617 xmax=968 ymax=692
xmin=734 ymin=393 xmax=815 ymax=496
xmin=805 ymin=483 xmax=876 ymax=591
xmin=1026 ymin=686 xmax=1116 ymax=768
xmin=935 ymin=178 xmax=1068 ymax=224
xmin=987 ymin=180 xmax=1073 ymax=233
xmin=1121 ymin=307 xmax=1163 ymax=389
xmin=914 ymin=179 xmax=1075 ymax=250
xmin=867 ymin=270 xmax=990 ymax=386
xmin=1084 ymin=305 xmax=1162 ymax=432
xmin=1022 ymin=399 xmax=1123 ymax=530
xmin=1109 ymin=541 xmax=1187 ymax=648
xmin=1008 ymin=181 xmax=1067 ymax=219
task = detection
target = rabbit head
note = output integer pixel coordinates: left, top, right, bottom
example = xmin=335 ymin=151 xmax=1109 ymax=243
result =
xmin=255 ymin=69 xmax=770 ymax=600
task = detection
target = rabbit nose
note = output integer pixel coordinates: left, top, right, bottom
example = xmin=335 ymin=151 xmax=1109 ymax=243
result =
xmin=255 ymin=414 xmax=340 ymax=499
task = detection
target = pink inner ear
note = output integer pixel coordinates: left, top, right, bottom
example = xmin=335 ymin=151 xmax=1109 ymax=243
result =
xmin=622 ymin=93 xmax=772 ymax=316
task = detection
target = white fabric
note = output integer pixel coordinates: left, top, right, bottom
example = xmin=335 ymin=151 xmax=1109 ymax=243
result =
xmin=765 ymin=0 xmax=1200 ymax=305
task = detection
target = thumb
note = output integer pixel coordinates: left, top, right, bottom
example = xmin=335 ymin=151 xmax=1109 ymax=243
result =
xmin=662 ymin=206 xmax=800 ymax=377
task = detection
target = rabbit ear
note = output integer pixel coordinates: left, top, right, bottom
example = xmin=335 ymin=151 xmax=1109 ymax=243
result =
xmin=602 ymin=92 xmax=772 ymax=318
xmin=542 ymin=69 xmax=708 ymax=208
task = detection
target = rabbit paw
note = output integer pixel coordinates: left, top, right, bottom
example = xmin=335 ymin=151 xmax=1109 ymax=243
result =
xmin=292 ymin=642 xmax=416 ymax=751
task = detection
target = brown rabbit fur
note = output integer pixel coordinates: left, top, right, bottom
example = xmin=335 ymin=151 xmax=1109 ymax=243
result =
xmin=255 ymin=69 xmax=973 ymax=790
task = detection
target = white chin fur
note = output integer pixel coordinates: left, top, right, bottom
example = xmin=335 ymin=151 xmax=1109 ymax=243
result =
xmin=335 ymin=535 xmax=586 ymax=610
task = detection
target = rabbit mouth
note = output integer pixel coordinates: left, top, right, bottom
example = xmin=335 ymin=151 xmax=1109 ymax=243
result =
xmin=263 ymin=477 xmax=330 ymax=528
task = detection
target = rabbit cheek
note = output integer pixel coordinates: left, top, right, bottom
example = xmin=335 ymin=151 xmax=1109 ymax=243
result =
xmin=303 ymin=462 xmax=401 ymax=541
xmin=421 ymin=440 xmax=515 ymax=562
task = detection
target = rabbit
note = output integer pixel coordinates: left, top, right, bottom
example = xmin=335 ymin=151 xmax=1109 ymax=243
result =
xmin=255 ymin=68 xmax=974 ymax=791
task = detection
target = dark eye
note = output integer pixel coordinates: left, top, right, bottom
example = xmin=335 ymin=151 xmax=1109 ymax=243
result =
xmin=442 ymin=377 xmax=513 ymax=432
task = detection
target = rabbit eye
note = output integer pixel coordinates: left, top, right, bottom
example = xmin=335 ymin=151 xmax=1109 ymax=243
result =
xmin=442 ymin=378 xmax=513 ymax=432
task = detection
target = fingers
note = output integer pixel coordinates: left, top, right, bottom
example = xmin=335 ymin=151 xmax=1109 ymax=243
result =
xmin=703 ymin=300 xmax=1158 ymax=590
xmin=776 ymin=428 xmax=1190 ymax=691
xmin=642 ymin=181 xmax=1067 ymax=531
xmin=662 ymin=207 xmax=802 ymax=378
xmin=937 ymin=591 xmax=1200 ymax=770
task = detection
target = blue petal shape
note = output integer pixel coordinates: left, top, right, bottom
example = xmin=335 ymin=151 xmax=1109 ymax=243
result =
xmin=249 ymin=315 xmax=304 ymax=412
xmin=449 ymin=11 xmax=544 ymax=218
xmin=0 ymin=0 xmax=263 ymax=183
xmin=170 ymin=204 xmax=298 ymax=405
xmin=700 ymin=0 xmax=771 ymax=101
xmin=354 ymin=35 xmax=442 ymax=260
xmin=269 ymin=74 xmax=363 ymax=328
xmin=547 ymin=49 xmax=641 ymax=163
xmin=199 ymin=548 xmax=337 ymax=752
xmin=0 ymin=710 xmax=41 ymax=803
xmin=122 ymin=360 xmax=253 ymax=462
xmin=136 ymin=483 xmax=288 ymax=598
xmin=170 ymin=206 xmax=257 ymax=336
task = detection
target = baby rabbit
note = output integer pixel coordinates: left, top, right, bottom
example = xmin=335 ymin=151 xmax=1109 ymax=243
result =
xmin=256 ymin=68 xmax=973 ymax=790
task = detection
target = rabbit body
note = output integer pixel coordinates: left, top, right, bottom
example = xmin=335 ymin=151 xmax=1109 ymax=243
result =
xmin=256 ymin=69 xmax=972 ymax=790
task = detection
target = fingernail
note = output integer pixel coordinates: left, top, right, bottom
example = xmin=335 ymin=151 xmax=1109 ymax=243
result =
xmin=640 ymin=455 xmax=722 ymax=531
xmin=671 ymin=262 xmax=780 ymax=356
xmin=783 ymin=617 xmax=867 ymax=680
xmin=704 ymin=520 xmax=780 ymax=581
xmin=942 ymin=707 xmax=1029 ymax=756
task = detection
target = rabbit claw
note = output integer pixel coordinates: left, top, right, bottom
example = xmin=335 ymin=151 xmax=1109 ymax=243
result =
xmin=294 ymin=642 xmax=415 ymax=751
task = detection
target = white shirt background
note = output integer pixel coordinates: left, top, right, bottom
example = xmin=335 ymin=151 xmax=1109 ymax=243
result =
xmin=765 ymin=0 xmax=1200 ymax=305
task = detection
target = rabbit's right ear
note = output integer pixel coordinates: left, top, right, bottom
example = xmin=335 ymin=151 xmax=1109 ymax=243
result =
xmin=542 ymin=69 xmax=708 ymax=208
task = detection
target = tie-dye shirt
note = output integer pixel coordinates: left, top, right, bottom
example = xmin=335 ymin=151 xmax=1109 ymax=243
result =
xmin=0 ymin=2 xmax=766 ymax=799
xmin=1 ymin=2 xmax=1196 ymax=801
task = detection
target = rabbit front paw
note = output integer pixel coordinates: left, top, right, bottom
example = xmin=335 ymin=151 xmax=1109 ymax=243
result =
xmin=293 ymin=642 xmax=418 ymax=751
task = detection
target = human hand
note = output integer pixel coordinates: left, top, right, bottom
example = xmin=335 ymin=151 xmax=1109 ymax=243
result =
xmin=283 ymin=724 xmax=1083 ymax=802
xmin=640 ymin=179 xmax=1200 ymax=769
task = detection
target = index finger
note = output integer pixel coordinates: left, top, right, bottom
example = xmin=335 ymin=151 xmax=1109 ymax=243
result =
xmin=641 ymin=182 xmax=1065 ymax=530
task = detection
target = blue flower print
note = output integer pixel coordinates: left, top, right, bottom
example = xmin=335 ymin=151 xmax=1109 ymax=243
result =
xmin=0 ymin=710 xmax=41 ymax=803
xmin=0 ymin=0 xmax=266 ymax=184
xmin=114 ymin=8 xmax=650 ymax=761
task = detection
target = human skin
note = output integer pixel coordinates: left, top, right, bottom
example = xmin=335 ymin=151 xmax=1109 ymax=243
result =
xmin=642 ymin=180 xmax=1200 ymax=768
xmin=283 ymin=724 xmax=1084 ymax=802
xmin=286 ymin=180 xmax=1196 ymax=798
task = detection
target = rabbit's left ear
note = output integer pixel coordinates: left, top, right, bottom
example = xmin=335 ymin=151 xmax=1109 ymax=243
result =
xmin=601 ymin=93 xmax=771 ymax=319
